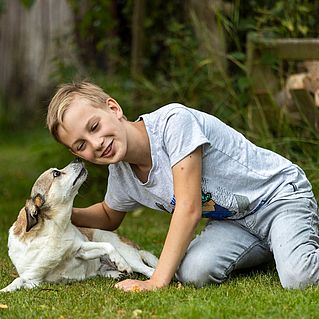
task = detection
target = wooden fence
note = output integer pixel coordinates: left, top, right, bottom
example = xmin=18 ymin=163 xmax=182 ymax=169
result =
xmin=246 ymin=33 xmax=319 ymax=132
xmin=0 ymin=0 xmax=76 ymax=120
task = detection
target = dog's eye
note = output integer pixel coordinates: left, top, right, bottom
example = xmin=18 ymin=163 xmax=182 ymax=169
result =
xmin=52 ymin=170 xmax=61 ymax=178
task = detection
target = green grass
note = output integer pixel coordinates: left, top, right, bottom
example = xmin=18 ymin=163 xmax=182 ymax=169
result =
xmin=1 ymin=127 xmax=319 ymax=319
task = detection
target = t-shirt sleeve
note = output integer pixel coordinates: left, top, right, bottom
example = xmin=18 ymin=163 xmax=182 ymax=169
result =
xmin=162 ymin=107 xmax=210 ymax=167
xmin=104 ymin=166 xmax=141 ymax=212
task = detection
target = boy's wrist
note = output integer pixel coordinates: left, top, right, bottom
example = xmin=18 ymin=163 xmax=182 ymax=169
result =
xmin=149 ymin=272 xmax=171 ymax=288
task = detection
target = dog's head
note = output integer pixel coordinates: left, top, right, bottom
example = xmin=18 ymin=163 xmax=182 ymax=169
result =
xmin=24 ymin=159 xmax=87 ymax=232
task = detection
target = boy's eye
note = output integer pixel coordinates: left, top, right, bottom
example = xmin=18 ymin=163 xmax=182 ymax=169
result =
xmin=91 ymin=123 xmax=98 ymax=131
xmin=77 ymin=142 xmax=85 ymax=152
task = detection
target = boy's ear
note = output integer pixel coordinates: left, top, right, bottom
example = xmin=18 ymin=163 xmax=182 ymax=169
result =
xmin=106 ymin=98 xmax=123 ymax=119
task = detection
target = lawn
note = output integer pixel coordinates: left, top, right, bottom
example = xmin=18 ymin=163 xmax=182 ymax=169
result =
xmin=1 ymin=127 xmax=319 ymax=319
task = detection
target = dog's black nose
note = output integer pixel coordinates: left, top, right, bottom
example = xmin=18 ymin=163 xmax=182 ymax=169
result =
xmin=72 ymin=158 xmax=82 ymax=164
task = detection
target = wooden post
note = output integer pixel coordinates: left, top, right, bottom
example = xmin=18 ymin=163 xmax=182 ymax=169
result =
xmin=131 ymin=0 xmax=145 ymax=79
xmin=0 ymin=0 xmax=76 ymax=123
xmin=290 ymin=89 xmax=319 ymax=133
xmin=187 ymin=0 xmax=230 ymax=76
xmin=246 ymin=33 xmax=319 ymax=133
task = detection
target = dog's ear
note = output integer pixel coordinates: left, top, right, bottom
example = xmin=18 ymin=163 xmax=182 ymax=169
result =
xmin=25 ymin=200 xmax=39 ymax=232
xmin=33 ymin=194 xmax=45 ymax=208
xmin=25 ymin=194 xmax=45 ymax=232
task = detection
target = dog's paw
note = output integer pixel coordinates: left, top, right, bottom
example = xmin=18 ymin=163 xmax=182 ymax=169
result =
xmin=99 ymin=268 xmax=122 ymax=279
xmin=108 ymin=251 xmax=132 ymax=274
xmin=24 ymin=280 xmax=40 ymax=290
xmin=0 ymin=277 xmax=24 ymax=292
xmin=0 ymin=277 xmax=40 ymax=292
xmin=0 ymin=287 xmax=10 ymax=293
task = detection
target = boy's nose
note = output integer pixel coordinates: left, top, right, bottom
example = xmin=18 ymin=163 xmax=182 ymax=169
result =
xmin=91 ymin=137 xmax=103 ymax=150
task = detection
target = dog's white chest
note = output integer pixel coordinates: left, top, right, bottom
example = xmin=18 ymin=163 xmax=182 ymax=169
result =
xmin=9 ymin=224 xmax=80 ymax=277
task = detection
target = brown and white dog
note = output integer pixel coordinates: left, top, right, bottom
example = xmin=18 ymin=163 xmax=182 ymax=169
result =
xmin=1 ymin=159 xmax=157 ymax=292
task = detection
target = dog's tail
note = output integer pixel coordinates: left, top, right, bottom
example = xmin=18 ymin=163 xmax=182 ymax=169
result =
xmin=139 ymin=250 xmax=158 ymax=268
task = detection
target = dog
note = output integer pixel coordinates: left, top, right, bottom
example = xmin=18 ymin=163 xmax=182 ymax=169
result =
xmin=1 ymin=159 xmax=158 ymax=292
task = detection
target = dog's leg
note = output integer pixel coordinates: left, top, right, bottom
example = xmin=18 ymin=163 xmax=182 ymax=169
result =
xmin=76 ymin=242 xmax=132 ymax=273
xmin=139 ymin=250 xmax=159 ymax=268
xmin=0 ymin=250 xmax=62 ymax=292
xmin=123 ymin=256 xmax=156 ymax=278
xmin=0 ymin=277 xmax=40 ymax=293
xmin=137 ymin=250 xmax=158 ymax=277
xmin=98 ymin=265 xmax=122 ymax=279
xmin=129 ymin=263 xmax=155 ymax=278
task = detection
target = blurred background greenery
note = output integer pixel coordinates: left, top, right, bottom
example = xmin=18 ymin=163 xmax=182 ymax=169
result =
xmin=0 ymin=0 xmax=319 ymax=202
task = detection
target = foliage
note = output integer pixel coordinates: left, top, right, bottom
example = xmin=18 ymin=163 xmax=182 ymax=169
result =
xmin=229 ymin=0 xmax=319 ymax=41
xmin=68 ymin=0 xmax=123 ymax=71
xmin=39 ymin=0 xmax=319 ymax=192
xmin=53 ymin=1 xmax=317 ymax=128
xmin=66 ymin=0 xmax=188 ymax=75
xmin=0 ymin=0 xmax=5 ymax=13
xmin=0 ymin=0 xmax=36 ymax=11
xmin=19 ymin=0 xmax=35 ymax=9
xmin=254 ymin=0 xmax=319 ymax=38
xmin=0 ymin=0 xmax=318 ymax=129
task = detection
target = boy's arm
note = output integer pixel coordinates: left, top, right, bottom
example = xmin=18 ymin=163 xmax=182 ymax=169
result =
xmin=71 ymin=201 xmax=126 ymax=231
xmin=115 ymin=147 xmax=202 ymax=291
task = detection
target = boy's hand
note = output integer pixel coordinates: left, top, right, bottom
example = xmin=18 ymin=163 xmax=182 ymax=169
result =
xmin=114 ymin=278 xmax=163 ymax=292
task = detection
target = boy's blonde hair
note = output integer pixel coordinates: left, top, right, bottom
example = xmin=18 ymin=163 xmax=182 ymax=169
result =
xmin=47 ymin=81 xmax=110 ymax=143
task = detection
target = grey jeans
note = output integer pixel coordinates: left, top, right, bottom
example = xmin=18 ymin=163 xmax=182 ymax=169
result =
xmin=176 ymin=196 xmax=319 ymax=289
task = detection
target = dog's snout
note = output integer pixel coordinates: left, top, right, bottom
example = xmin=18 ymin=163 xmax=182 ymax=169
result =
xmin=72 ymin=158 xmax=82 ymax=164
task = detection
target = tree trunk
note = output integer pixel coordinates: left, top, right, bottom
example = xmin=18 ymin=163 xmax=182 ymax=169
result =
xmin=131 ymin=0 xmax=145 ymax=78
xmin=187 ymin=0 xmax=229 ymax=75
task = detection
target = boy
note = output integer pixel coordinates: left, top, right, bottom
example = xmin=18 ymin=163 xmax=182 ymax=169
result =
xmin=47 ymin=81 xmax=319 ymax=292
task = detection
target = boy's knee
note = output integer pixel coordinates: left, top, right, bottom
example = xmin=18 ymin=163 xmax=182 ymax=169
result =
xmin=279 ymin=263 xmax=318 ymax=289
xmin=280 ymin=272 xmax=310 ymax=289
xmin=176 ymin=248 xmax=228 ymax=287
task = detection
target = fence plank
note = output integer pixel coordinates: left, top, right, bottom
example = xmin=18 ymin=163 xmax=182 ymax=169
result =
xmin=0 ymin=0 xmax=76 ymax=119
xmin=246 ymin=33 xmax=319 ymax=132
xmin=290 ymin=89 xmax=319 ymax=132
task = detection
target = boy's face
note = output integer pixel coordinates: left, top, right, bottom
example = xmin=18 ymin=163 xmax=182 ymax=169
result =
xmin=57 ymin=96 xmax=128 ymax=165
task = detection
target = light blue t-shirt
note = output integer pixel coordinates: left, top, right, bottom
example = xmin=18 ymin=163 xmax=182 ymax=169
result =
xmin=105 ymin=103 xmax=313 ymax=219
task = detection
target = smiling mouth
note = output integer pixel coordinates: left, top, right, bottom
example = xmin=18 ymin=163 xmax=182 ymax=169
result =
xmin=101 ymin=140 xmax=114 ymax=158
